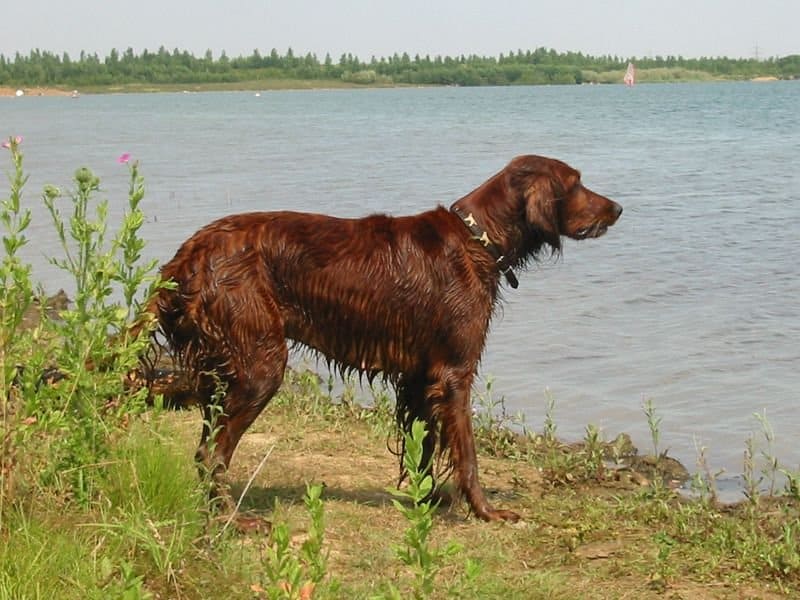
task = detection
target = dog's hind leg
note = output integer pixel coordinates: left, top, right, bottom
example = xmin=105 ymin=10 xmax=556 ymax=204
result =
xmin=193 ymin=287 xmax=289 ymax=512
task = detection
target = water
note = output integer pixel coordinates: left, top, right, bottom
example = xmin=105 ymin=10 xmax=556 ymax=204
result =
xmin=2 ymin=82 xmax=798 ymax=481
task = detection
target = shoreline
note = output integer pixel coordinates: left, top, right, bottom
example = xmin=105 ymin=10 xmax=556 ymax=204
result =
xmin=0 ymin=86 xmax=76 ymax=97
xmin=1 ymin=80 xmax=390 ymax=96
xmin=2 ymin=76 xmax=791 ymax=98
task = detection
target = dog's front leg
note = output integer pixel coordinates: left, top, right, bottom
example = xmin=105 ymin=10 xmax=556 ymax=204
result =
xmin=432 ymin=369 xmax=521 ymax=522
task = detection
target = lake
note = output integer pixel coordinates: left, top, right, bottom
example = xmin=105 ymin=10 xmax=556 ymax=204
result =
xmin=2 ymin=81 xmax=798 ymax=487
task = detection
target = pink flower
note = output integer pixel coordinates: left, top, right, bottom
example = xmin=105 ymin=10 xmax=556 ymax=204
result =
xmin=118 ymin=153 xmax=131 ymax=164
xmin=2 ymin=135 xmax=22 ymax=149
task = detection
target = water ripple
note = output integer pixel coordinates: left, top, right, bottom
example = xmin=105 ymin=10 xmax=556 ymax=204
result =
xmin=4 ymin=81 xmax=799 ymax=477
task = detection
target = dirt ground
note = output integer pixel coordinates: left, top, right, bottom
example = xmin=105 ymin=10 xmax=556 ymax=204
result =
xmin=0 ymin=86 xmax=75 ymax=97
xmin=162 ymin=401 xmax=794 ymax=599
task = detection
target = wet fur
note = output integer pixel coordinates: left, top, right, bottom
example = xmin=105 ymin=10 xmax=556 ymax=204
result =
xmin=149 ymin=154 xmax=622 ymax=522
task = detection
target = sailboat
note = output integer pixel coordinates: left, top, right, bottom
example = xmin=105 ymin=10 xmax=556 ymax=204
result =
xmin=624 ymin=62 xmax=635 ymax=86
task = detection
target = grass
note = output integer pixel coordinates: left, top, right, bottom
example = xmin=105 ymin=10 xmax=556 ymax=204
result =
xmin=582 ymin=67 xmax=717 ymax=85
xmin=71 ymin=78 xmax=412 ymax=95
xmin=6 ymin=371 xmax=800 ymax=599
xmin=25 ymin=66 xmax=752 ymax=97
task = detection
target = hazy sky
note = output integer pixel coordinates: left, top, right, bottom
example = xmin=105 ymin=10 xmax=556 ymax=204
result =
xmin=1 ymin=0 xmax=797 ymax=61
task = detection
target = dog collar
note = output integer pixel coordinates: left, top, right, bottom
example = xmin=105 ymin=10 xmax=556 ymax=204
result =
xmin=451 ymin=207 xmax=519 ymax=289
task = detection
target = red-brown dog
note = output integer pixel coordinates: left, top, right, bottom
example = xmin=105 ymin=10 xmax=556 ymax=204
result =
xmin=149 ymin=155 xmax=622 ymax=521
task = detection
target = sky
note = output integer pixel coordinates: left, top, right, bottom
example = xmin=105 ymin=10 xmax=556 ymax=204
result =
xmin=1 ymin=0 xmax=798 ymax=61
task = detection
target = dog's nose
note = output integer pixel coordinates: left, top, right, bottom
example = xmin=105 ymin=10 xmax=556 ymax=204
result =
xmin=612 ymin=202 xmax=623 ymax=219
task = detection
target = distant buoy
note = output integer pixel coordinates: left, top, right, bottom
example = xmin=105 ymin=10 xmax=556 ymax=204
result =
xmin=15 ymin=89 xmax=23 ymax=97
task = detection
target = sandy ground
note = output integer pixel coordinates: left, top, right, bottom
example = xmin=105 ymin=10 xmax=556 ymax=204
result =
xmin=0 ymin=86 xmax=76 ymax=97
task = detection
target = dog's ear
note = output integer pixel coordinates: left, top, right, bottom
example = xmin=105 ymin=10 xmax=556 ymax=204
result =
xmin=523 ymin=176 xmax=560 ymax=237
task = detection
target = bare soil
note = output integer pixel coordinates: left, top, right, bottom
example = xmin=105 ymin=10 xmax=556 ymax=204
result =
xmin=158 ymin=396 xmax=796 ymax=599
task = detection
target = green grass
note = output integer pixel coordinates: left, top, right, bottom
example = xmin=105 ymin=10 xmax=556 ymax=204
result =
xmin=49 ymin=67 xmax=738 ymax=96
xmin=73 ymin=78 xmax=409 ymax=95
xmin=3 ymin=371 xmax=800 ymax=598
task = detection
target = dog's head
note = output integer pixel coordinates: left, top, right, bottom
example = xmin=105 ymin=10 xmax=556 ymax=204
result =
xmin=507 ymin=155 xmax=622 ymax=244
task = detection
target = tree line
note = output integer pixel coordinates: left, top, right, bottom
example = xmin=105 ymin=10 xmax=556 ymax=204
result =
xmin=1 ymin=46 xmax=798 ymax=88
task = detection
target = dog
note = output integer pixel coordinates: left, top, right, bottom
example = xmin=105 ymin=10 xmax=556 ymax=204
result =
xmin=147 ymin=154 xmax=622 ymax=522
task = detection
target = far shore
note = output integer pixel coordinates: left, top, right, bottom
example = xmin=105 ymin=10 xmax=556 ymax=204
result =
xmin=0 ymin=86 xmax=76 ymax=97
xmin=0 ymin=80 xmax=389 ymax=97
xmin=1 ymin=75 xmax=791 ymax=98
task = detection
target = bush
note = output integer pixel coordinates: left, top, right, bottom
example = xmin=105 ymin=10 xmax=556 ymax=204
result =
xmin=1 ymin=140 xmax=164 ymax=507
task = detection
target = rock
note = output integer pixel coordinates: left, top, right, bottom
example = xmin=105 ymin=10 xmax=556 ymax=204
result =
xmin=21 ymin=289 xmax=70 ymax=330
xmin=629 ymin=453 xmax=690 ymax=486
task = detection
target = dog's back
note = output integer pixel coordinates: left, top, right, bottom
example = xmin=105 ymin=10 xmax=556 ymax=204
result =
xmin=154 ymin=208 xmax=489 ymax=380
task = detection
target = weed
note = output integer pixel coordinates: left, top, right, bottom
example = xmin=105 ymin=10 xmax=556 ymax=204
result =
xmin=262 ymin=517 xmax=307 ymax=599
xmin=542 ymin=387 xmax=557 ymax=443
xmin=472 ymin=375 xmax=524 ymax=458
xmin=582 ymin=423 xmax=605 ymax=480
xmin=0 ymin=136 xmax=35 ymax=525
xmin=259 ymin=483 xmax=328 ymax=599
xmin=782 ymin=468 xmax=800 ymax=501
xmin=740 ymin=411 xmax=782 ymax=507
xmin=642 ymin=397 xmax=662 ymax=458
xmin=690 ymin=439 xmax=720 ymax=505
xmin=300 ymin=483 xmax=328 ymax=583
xmin=23 ymin=158 xmax=161 ymax=502
xmin=99 ymin=421 xmax=205 ymax=520
xmin=753 ymin=410 xmax=780 ymax=497
xmin=275 ymin=367 xmax=344 ymax=423
xmin=386 ymin=420 xmax=464 ymax=599
xmin=360 ymin=381 xmax=396 ymax=438
xmin=743 ymin=433 xmax=761 ymax=507
xmin=649 ymin=531 xmax=676 ymax=591
xmin=86 ymin=421 xmax=205 ymax=594
xmin=198 ymin=379 xmax=227 ymax=497
xmin=536 ymin=421 xmax=609 ymax=488
xmin=766 ymin=521 xmax=800 ymax=577
xmin=111 ymin=560 xmax=153 ymax=600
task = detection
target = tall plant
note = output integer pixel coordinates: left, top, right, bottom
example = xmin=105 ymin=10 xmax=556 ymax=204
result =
xmin=0 ymin=136 xmax=35 ymax=526
xmin=386 ymin=420 xmax=464 ymax=599
xmin=27 ymin=154 xmax=163 ymax=501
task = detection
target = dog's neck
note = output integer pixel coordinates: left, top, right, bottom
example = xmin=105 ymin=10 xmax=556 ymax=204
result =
xmin=450 ymin=206 xmax=519 ymax=289
xmin=451 ymin=169 xmax=560 ymax=281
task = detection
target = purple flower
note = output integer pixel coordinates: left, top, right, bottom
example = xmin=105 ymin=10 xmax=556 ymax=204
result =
xmin=118 ymin=153 xmax=131 ymax=164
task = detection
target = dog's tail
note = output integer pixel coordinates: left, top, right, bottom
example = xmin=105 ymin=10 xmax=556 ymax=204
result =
xmin=121 ymin=292 xmax=164 ymax=394
xmin=127 ymin=286 xmax=202 ymax=410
